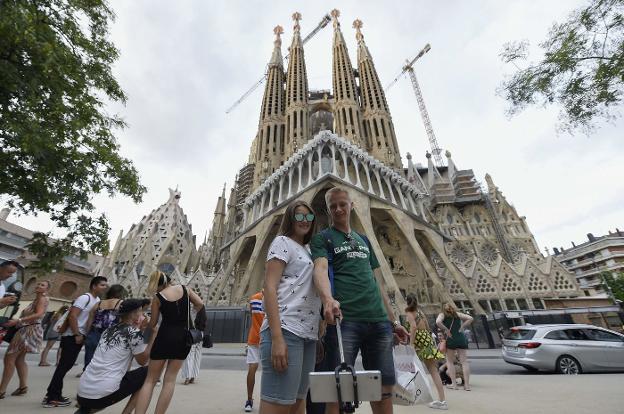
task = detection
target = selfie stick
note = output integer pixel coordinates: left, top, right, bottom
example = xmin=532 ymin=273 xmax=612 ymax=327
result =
xmin=334 ymin=317 xmax=359 ymax=414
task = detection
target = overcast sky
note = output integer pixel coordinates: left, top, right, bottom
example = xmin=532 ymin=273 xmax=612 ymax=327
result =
xmin=10 ymin=0 xmax=623 ymax=254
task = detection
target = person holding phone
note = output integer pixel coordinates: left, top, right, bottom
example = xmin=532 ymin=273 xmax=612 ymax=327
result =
xmin=0 ymin=261 xmax=19 ymax=309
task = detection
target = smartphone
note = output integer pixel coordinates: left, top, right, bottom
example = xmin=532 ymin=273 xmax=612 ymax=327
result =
xmin=309 ymin=370 xmax=382 ymax=403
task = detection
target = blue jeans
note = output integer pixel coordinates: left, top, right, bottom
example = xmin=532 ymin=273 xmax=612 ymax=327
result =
xmin=260 ymin=328 xmax=317 ymax=405
xmin=84 ymin=329 xmax=102 ymax=368
xmin=324 ymin=320 xmax=396 ymax=386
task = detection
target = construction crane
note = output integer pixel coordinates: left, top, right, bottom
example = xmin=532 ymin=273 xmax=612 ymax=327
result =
xmin=385 ymin=44 xmax=445 ymax=167
xmin=225 ymin=13 xmax=332 ymax=114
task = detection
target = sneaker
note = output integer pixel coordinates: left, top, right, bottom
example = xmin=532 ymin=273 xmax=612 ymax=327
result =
xmin=244 ymin=400 xmax=253 ymax=412
xmin=428 ymin=400 xmax=448 ymax=410
xmin=42 ymin=396 xmax=71 ymax=408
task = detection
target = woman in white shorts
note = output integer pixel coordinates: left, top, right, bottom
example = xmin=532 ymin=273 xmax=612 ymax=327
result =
xmin=259 ymin=200 xmax=321 ymax=414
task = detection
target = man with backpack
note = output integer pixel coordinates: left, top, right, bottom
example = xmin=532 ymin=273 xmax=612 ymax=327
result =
xmin=310 ymin=186 xmax=408 ymax=414
xmin=43 ymin=276 xmax=108 ymax=408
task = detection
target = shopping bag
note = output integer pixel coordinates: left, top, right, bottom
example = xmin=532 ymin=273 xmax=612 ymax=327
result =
xmin=392 ymin=345 xmax=434 ymax=405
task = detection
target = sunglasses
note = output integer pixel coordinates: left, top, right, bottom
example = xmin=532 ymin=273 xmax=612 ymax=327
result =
xmin=294 ymin=213 xmax=315 ymax=222
xmin=345 ymin=232 xmax=358 ymax=250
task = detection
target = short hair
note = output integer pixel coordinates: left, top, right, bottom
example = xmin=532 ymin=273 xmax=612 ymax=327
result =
xmin=0 ymin=260 xmax=20 ymax=268
xmin=278 ymin=200 xmax=317 ymax=245
xmin=106 ymin=284 xmax=127 ymax=299
xmin=324 ymin=186 xmax=351 ymax=208
xmin=89 ymin=276 xmax=108 ymax=289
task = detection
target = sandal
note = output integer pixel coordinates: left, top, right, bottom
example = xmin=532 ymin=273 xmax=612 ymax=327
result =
xmin=12 ymin=386 xmax=28 ymax=396
xmin=0 ymin=391 xmax=5 ymax=399
xmin=39 ymin=362 xmax=51 ymax=367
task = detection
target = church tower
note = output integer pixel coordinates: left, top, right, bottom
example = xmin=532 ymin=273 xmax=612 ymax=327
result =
xmin=354 ymin=20 xmax=403 ymax=170
xmin=252 ymin=26 xmax=286 ymax=189
xmin=330 ymin=9 xmax=364 ymax=147
xmin=285 ymin=12 xmax=310 ymax=156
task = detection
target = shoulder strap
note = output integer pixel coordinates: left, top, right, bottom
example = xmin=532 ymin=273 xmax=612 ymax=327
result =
xmin=320 ymin=228 xmax=335 ymax=295
xmin=184 ymin=286 xmax=194 ymax=330
xmin=355 ymin=232 xmax=372 ymax=251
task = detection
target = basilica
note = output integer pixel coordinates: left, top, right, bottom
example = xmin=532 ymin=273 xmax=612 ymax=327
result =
xmin=98 ymin=10 xmax=580 ymax=316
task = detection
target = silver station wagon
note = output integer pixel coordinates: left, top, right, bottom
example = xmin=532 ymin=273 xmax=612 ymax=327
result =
xmin=501 ymin=324 xmax=624 ymax=374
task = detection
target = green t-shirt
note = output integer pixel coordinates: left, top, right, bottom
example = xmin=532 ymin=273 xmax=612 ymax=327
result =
xmin=310 ymin=227 xmax=387 ymax=322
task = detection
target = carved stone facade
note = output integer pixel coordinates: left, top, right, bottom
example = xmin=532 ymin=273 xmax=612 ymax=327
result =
xmin=205 ymin=11 xmax=581 ymax=314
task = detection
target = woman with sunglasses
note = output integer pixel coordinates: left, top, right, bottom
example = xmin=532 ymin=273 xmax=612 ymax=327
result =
xmin=259 ymin=200 xmax=321 ymax=414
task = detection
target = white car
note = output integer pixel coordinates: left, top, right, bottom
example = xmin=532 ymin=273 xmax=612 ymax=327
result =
xmin=501 ymin=324 xmax=624 ymax=374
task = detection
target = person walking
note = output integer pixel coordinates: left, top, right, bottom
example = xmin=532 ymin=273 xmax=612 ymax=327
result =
xmin=181 ymin=304 xmax=206 ymax=385
xmin=310 ymin=186 xmax=409 ymax=414
xmin=0 ymin=280 xmax=50 ymax=399
xmin=436 ymin=303 xmax=473 ymax=391
xmin=42 ymin=276 xmax=108 ymax=408
xmin=244 ymin=290 xmax=264 ymax=412
xmin=83 ymin=284 xmax=127 ymax=369
xmin=405 ymin=294 xmax=447 ymax=410
xmin=133 ymin=271 xmax=203 ymax=414
xmin=76 ymin=298 xmax=154 ymax=414
xmin=259 ymin=200 xmax=321 ymax=414
xmin=39 ymin=306 xmax=69 ymax=367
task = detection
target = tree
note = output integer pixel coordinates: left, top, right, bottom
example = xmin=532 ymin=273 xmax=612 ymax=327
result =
xmin=602 ymin=271 xmax=624 ymax=302
xmin=498 ymin=0 xmax=624 ymax=133
xmin=0 ymin=0 xmax=146 ymax=271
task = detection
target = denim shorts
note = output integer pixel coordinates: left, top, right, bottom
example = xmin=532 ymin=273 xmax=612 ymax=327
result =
xmin=324 ymin=320 xmax=396 ymax=386
xmin=260 ymin=328 xmax=317 ymax=405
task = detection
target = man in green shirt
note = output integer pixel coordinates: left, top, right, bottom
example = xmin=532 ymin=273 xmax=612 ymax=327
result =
xmin=311 ymin=187 xmax=408 ymax=414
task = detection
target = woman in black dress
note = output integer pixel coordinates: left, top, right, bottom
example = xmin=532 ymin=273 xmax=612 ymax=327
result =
xmin=134 ymin=271 xmax=203 ymax=414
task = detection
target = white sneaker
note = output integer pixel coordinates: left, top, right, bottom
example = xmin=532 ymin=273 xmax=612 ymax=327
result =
xmin=428 ymin=400 xmax=448 ymax=410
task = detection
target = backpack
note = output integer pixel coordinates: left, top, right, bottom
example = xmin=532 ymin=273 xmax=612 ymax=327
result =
xmin=53 ymin=293 xmax=92 ymax=334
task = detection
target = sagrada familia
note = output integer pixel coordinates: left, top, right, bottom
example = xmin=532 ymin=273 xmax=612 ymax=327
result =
xmin=96 ymin=10 xmax=580 ymax=316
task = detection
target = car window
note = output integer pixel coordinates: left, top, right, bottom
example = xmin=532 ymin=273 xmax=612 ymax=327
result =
xmin=504 ymin=328 xmax=536 ymax=340
xmin=564 ymin=329 xmax=589 ymax=341
xmin=584 ymin=329 xmax=624 ymax=343
xmin=544 ymin=330 xmax=569 ymax=340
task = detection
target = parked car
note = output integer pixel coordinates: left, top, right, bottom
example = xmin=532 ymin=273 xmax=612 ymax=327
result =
xmin=501 ymin=324 xmax=624 ymax=374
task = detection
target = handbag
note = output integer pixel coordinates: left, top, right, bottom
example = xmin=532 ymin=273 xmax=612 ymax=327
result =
xmin=2 ymin=325 xmax=18 ymax=344
xmin=392 ymin=345 xmax=434 ymax=405
xmin=202 ymin=332 xmax=213 ymax=348
xmin=184 ymin=286 xmax=203 ymax=346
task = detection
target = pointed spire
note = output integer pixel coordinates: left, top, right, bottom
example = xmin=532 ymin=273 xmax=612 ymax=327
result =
xmin=331 ymin=9 xmax=364 ymax=146
xmin=445 ymin=150 xmax=456 ymax=178
xmin=285 ymin=12 xmax=310 ymax=154
xmin=269 ymin=25 xmax=284 ymax=66
xmin=354 ymin=18 xmax=402 ymax=170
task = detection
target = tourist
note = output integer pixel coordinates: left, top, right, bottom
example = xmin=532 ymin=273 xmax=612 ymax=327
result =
xmin=436 ymin=303 xmax=473 ymax=391
xmin=310 ymin=186 xmax=409 ymax=414
xmin=259 ymin=200 xmax=321 ymax=414
xmin=0 ymin=280 xmax=50 ymax=399
xmin=42 ymin=276 xmax=108 ymax=408
xmin=405 ymin=294 xmax=447 ymax=410
xmin=133 ymin=271 xmax=203 ymax=414
xmin=0 ymin=261 xmax=19 ymax=309
xmin=244 ymin=290 xmax=264 ymax=412
xmin=83 ymin=284 xmax=127 ymax=369
xmin=181 ymin=304 xmax=206 ymax=385
xmin=76 ymin=298 xmax=154 ymax=414
xmin=39 ymin=306 xmax=69 ymax=367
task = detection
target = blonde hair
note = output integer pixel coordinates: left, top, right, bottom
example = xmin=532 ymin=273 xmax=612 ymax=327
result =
xmin=442 ymin=302 xmax=458 ymax=317
xmin=324 ymin=186 xmax=351 ymax=208
xmin=147 ymin=270 xmax=170 ymax=295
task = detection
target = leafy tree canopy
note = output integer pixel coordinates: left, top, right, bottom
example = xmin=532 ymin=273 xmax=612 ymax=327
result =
xmin=0 ymin=0 xmax=146 ymax=272
xmin=602 ymin=271 xmax=624 ymax=302
xmin=499 ymin=0 xmax=624 ymax=133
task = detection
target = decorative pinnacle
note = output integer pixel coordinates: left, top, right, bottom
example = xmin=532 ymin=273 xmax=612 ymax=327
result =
xmin=331 ymin=9 xmax=340 ymax=28
xmin=292 ymin=12 xmax=302 ymax=31
xmin=273 ymin=25 xmax=284 ymax=38
xmin=445 ymin=150 xmax=452 ymax=158
xmin=353 ymin=19 xmax=364 ymax=41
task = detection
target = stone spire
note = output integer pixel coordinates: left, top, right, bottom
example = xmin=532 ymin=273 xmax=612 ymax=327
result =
xmin=253 ymin=25 xmax=286 ymax=188
xmin=285 ymin=12 xmax=310 ymax=156
xmin=206 ymin=184 xmax=227 ymax=271
xmin=331 ymin=9 xmax=364 ymax=146
xmin=354 ymin=19 xmax=403 ymax=170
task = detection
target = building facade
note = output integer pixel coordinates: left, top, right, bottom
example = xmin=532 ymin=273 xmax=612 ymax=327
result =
xmin=200 ymin=10 xmax=580 ymax=316
xmin=553 ymin=230 xmax=624 ymax=297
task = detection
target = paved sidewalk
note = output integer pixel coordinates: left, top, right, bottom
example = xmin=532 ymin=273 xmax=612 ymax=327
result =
xmin=0 ymin=362 xmax=622 ymax=413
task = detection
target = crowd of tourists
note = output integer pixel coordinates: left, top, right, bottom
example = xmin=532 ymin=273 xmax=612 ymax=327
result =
xmin=0 ymin=186 xmax=474 ymax=413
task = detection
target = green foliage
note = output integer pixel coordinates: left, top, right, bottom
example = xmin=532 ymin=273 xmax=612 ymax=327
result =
xmin=0 ymin=0 xmax=146 ymax=272
xmin=499 ymin=0 xmax=624 ymax=133
xmin=602 ymin=271 xmax=624 ymax=302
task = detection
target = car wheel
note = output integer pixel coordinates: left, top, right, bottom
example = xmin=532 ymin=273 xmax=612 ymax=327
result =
xmin=556 ymin=355 xmax=582 ymax=375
